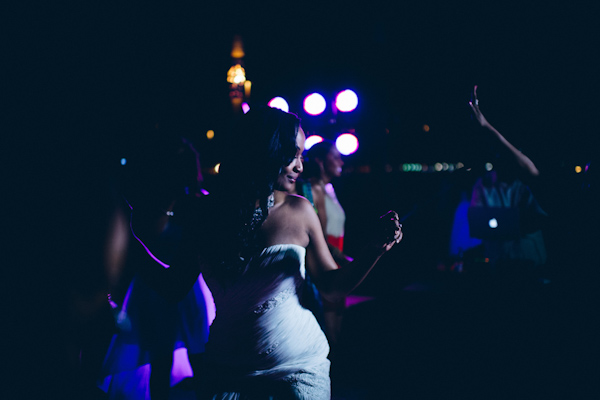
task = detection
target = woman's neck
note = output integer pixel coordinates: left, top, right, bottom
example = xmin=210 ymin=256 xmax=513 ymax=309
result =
xmin=273 ymin=190 xmax=288 ymax=206
xmin=311 ymin=174 xmax=330 ymax=186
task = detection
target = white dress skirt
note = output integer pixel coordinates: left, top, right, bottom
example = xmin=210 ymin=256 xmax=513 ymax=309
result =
xmin=200 ymin=244 xmax=331 ymax=400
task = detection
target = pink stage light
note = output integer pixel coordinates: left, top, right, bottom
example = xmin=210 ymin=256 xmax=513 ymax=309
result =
xmin=268 ymin=97 xmax=289 ymax=113
xmin=336 ymin=133 xmax=359 ymax=155
xmin=303 ymin=93 xmax=327 ymax=116
xmin=335 ymin=89 xmax=358 ymax=112
xmin=304 ymin=135 xmax=324 ymax=150
xmin=241 ymin=102 xmax=250 ymax=114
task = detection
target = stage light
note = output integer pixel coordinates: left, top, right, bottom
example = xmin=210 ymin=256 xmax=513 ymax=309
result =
xmin=120 ymin=158 xmax=127 ymax=166
xmin=214 ymin=163 xmax=220 ymax=174
xmin=335 ymin=90 xmax=358 ymax=112
xmin=303 ymin=93 xmax=326 ymax=116
xmin=434 ymin=163 xmax=443 ymax=172
xmin=241 ymin=103 xmax=250 ymax=114
xmin=488 ymin=218 xmax=498 ymax=229
xmin=336 ymin=133 xmax=359 ymax=155
xmin=485 ymin=162 xmax=493 ymax=171
xmin=206 ymin=130 xmax=215 ymax=140
xmin=423 ymin=124 xmax=430 ymax=132
xmin=268 ymin=97 xmax=289 ymax=113
xmin=442 ymin=163 xmax=449 ymax=171
xmin=575 ymin=165 xmax=582 ymax=173
xmin=456 ymin=162 xmax=464 ymax=169
xmin=304 ymin=135 xmax=324 ymax=150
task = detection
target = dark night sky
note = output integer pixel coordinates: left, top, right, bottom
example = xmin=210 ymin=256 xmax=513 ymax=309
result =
xmin=11 ymin=2 xmax=597 ymax=166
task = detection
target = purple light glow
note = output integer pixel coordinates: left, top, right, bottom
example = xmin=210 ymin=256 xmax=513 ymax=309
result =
xmin=303 ymin=93 xmax=326 ymax=116
xmin=336 ymin=133 xmax=359 ymax=155
xmin=130 ymin=216 xmax=170 ymax=269
xmin=335 ymin=89 xmax=358 ymax=112
xmin=268 ymin=97 xmax=289 ymax=113
xmin=304 ymin=135 xmax=324 ymax=150
xmin=241 ymin=102 xmax=250 ymax=114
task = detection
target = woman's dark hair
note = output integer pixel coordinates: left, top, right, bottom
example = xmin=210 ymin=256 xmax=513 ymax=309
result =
xmin=205 ymin=106 xmax=301 ymax=279
xmin=302 ymin=140 xmax=335 ymax=179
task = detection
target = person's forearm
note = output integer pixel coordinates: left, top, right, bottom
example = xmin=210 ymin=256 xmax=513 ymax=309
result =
xmin=486 ymin=124 xmax=540 ymax=177
xmin=319 ymin=244 xmax=386 ymax=301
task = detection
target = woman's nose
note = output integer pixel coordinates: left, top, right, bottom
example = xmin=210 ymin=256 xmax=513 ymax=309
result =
xmin=294 ymin=158 xmax=303 ymax=173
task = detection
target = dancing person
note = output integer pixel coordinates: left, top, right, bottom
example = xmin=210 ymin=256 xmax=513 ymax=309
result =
xmin=467 ymin=86 xmax=547 ymax=284
xmin=99 ymin=136 xmax=212 ymax=400
xmin=130 ymin=106 xmax=403 ymax=399
xmin=298 ymin=140 xmax=352 ymax=349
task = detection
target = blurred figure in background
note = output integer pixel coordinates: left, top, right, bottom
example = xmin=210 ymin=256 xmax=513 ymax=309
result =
xmin=98 ymin=135 xmax=213 ymax=400
xmin=467 ymin=86 xmax=547 ymax=286
xmin=298 ymin=140 xmax=353 ymax=350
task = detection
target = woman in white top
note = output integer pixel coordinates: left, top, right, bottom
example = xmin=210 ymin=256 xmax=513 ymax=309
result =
xmin=130 ymin=106 xmax=402 ymax=399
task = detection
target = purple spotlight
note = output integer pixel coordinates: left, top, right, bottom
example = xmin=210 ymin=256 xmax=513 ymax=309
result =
xmin=303 ymin=93 xmax=326 ymax=116
xmin=268 ymin=97 xmax=289 ymax=113
xmin=304 ymin=135 xmax=324 ymax=150
xmin=335 ymin=89 xmax=358 ymax=112
xmin=336 ymin=133 xmax=359 ymax=155
xmin=241 ymin=102 xmax=250 ymax=114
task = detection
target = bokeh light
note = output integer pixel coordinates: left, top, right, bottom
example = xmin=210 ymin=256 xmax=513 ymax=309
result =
xmin=206 ymin=130 xmax=215 ymax=140
xmin=423 ymin=124 xmax=430 ymax=132
xmin=335 ymin=89 xmax=358 ymax=112
xmin=485 ymin=162 xmax=493 ymax=171
xmin=304 ymin=135 xmax=324 ymax=150
xmin=214 ymin=163 xmax=220 ymax=174
xmin=241 ymin=102 xmax=250 ymax=114
xmin=336 ymin=133 xmax=359 ymax=155
xmin=303 ymin=93 xmax=327 ymax=116
xmin=268 ymin=97 xmax=289 ymax=113
xmin=575 ymin=165 xmax=582 ymax=173
xmin=120 ymin=158 xmax=127 ymax=166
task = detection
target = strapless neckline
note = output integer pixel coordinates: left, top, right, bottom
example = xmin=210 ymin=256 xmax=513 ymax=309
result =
xmin=260 ymin=243 xmax=306 ymax=254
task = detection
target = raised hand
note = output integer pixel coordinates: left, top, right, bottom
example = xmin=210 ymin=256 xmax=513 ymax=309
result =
xmin=469 ymin=85 xmax=491 ymax=129
xmin=377 ymin=210 xmax=403 ymax=252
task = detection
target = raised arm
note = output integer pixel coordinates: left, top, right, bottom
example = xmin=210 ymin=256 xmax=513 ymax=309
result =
xmin=469 ymin=85 xmax=539 ymax=177
xmin=305 ymin=202 xmax=402 ymax=301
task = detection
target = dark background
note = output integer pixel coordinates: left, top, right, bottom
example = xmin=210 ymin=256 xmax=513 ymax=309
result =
xmin=8 ymin=2 xmax=599 ymax=397
xmin=15 ymin=1 xmax=593 ymax=278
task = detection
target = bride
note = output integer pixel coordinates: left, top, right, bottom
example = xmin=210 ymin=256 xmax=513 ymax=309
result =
xmin=131 ymin=106 xmax=403 ymax=399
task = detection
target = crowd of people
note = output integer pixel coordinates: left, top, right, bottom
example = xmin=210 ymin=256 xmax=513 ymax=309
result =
xmin=65 ymin=86 xmax=550 ymax=399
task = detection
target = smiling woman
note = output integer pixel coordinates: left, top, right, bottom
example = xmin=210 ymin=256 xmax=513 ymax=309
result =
xmin=130 ymin=106 xmax=403 ymax=399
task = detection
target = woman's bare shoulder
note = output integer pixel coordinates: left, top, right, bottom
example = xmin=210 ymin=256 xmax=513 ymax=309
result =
xmin=284 ymin=193 xmax=315 ymax=210
xmin=283 ymin=194 xmax=320 ymax=226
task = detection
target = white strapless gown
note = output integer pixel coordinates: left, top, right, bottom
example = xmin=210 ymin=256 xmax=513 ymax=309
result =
xmin=202 ymin=244 xmax=331 ymax=399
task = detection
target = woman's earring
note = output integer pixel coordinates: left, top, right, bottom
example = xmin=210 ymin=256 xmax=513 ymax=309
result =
xmin=267 ymin=193 xmax=275 ymax=209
